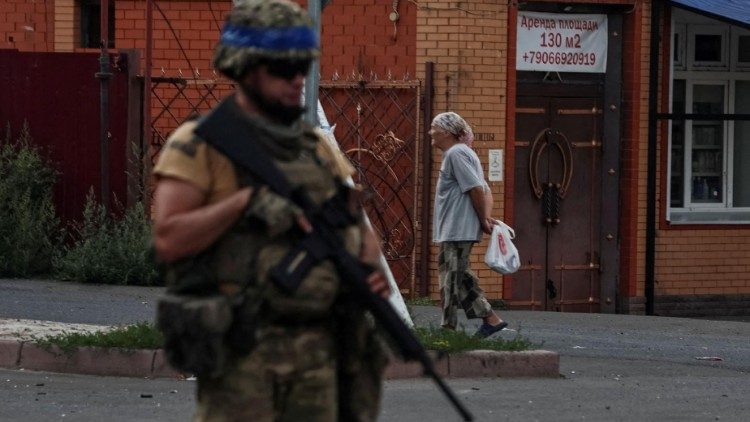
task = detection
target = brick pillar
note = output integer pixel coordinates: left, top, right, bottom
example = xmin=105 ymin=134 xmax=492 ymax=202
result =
xmin=54 ymin=0 xmax=76 ymax=51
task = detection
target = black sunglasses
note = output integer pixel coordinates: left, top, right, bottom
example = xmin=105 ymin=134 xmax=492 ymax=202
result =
xmin=264 ymin=59 xmax=312 ymax=80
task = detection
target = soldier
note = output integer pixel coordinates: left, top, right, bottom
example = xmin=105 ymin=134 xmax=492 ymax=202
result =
xmin=151 ymin=0 xmax=390 ymax=420
xmin=430 ymin=112 xmax=508 ymax=338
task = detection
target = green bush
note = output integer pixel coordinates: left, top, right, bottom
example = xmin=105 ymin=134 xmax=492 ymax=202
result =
xmin=0 ymin=122 xmax=61 ymax=277
xmin=54 ymin=191 xmax=158 ymax=285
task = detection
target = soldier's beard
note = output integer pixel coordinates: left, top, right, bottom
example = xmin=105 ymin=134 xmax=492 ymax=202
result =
xmin=240 ymin=83 xmax=305 ymax=126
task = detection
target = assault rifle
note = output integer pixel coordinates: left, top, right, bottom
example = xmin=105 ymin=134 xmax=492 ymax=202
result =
xmin=195 ymin=98 xmax=474 ymax=422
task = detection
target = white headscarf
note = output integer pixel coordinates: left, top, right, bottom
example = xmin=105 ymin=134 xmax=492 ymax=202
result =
xmin=431 ymin=112 xmax=474 ymax=146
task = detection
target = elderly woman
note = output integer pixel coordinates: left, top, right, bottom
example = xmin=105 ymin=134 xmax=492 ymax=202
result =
xmin=430 ymin=112 xmax=507 ymax=338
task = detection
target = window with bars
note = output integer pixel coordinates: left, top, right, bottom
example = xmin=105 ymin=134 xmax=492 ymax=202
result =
xmin=668 ymin=9 xmax=750 ymax=224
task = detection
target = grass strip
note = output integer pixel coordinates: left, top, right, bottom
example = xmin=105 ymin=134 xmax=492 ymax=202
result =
xmin=414 ymin=326 xmax=534 ymax=353
xmin=35 ymin=323 xmax=533 ymax=355
xmin=34 ymin=322 xmax=163 ymax=354
xmin=405 ymin=297 xmax=435 ymax=306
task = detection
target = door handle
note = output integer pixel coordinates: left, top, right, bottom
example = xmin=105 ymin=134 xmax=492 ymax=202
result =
xmin=529 ymin=128 xmax=574 ymax=200
xmin=541 ymin=183 xmax=562 ymax=225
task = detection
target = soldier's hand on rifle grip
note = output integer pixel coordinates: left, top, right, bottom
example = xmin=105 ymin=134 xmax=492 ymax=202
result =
xmin=239 ymin=186 xmax=254 ymax=207
xmin=295 ymin=214 xmax=313 ymax=233
xmin=366 ymin=270 xmax=390 ymax=299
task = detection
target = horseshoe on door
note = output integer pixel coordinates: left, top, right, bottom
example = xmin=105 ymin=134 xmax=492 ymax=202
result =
xmin=528 ymin=128 xmax=574 ymax=225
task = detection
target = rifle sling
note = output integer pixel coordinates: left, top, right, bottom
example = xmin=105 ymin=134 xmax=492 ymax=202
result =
xmin=194 ymin=97 xmax=296 ymax=199
xmin=195 ymin=97 xmax=340 ymax=293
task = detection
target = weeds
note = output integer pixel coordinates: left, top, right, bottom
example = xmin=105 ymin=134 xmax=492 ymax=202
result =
xmin=34 ymin=323 xmax=533 ymax=355
xmin=0 ymin=122 xmax=61 ymax=277
xmin=1 ymin=121 xmax=157 ymax=285
xmin=406 ymin=296 xmax=435 ymax=306
xmin=35 ymin=322 xmax=163 ymax=354
xmin=54 ymin=191 xmax=158 ymax=285
xmin=414 ymin=326 xmax=534 ymax=353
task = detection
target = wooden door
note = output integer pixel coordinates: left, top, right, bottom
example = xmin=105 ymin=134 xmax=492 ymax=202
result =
xmin=512 ymin=91 xmax=604 ymax=312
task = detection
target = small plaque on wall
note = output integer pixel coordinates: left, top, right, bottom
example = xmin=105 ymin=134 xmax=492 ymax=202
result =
xmin=488 ymin=149 xmax=503 ymax=182
xmin=475 ymin=133 xmax=496 ymax=142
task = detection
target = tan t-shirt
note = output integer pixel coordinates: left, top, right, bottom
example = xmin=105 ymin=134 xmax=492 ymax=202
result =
xmin=153 ymin=119 xmax=355 ymax=204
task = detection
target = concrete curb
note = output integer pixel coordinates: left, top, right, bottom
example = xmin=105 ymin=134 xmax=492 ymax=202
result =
xmin=0 ymin=340 xmax=559 ymax=379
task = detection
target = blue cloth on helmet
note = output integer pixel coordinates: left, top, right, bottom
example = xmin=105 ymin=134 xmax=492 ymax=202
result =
xmin=220 ymin=24 xmax=318 ymax=50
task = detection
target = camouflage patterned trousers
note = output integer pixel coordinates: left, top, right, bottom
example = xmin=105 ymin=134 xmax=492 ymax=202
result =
xmin=438 ymin=241 xmax=493 ymax=329
xmin=194 ymin=324 xmax=337 ymax=422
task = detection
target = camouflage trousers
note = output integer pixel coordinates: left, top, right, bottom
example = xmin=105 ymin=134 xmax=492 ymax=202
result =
xmin=194 ymin=324 xmax=337 ymax=422
xmin=438 ymin=241 xmax=493 ymax=329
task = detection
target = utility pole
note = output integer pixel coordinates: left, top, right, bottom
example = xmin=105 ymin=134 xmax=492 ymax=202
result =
xmin=95 ymin=0 xmax=112 ymax=210
xmin=304 ymin=0 xmax=322 ymax=126
xmin=143 ymin=0 xmax=154 ymax=212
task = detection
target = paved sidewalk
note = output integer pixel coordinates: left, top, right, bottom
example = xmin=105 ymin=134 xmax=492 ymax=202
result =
xmin=0 ymin=318 xmax=110 ymax=342
xmin=0 ymin=279 xmax=559 ymax=379
xmin=3 ymin=278 xmax=749 ymax=380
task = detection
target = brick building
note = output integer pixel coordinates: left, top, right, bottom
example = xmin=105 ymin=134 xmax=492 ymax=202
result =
xmin=2 ymin=0 xmax=749 ymax=316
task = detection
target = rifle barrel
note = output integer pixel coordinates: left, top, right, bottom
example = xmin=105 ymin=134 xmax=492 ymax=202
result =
xmin=424 ymin=366 xmax=475 ymax=422
xmin=334 ymin=252 xmax=474 ymax=421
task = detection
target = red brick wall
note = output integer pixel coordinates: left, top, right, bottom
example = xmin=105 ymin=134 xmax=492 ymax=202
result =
xmin=108 ymin=0 xmax=417 ymax=82
xmin=319 ymin=0 xmax=416 ymax=81
xmin=0 ymin=0 xmax=54 ymax=51
xmin=113 ymin=1 xmax=230 ymax=76
xmin=114 ymin=0 xmax=416 ymax=146
xmin=416 ymin=0 xmax=510 ymax=300
xmin=2 ymin=1 xmax=416 ymax=142
xmin=114 ymin=1 xmax=233 ymax=138
xmin=619 ymin=0 xmax=646 ymax=301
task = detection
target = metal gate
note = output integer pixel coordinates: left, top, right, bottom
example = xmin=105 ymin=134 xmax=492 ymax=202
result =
xmin=512 ymin=83 xmax=604 ymax=312
xmin=319 ymin=81 xmax=421 ymax=294
xmin=146 ymin=79 xmax=422 ymax=294
xmin=0 ymin=50 xmax=132 ymax=223
xmin=147 ymin=77 xmax=233 ymax=161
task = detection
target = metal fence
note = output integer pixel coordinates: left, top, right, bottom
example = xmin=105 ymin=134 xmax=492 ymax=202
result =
xmin=147 ymin=78 xmax=422 ymax=293
xmin=319 ymin=81 xmax=421 ymax=293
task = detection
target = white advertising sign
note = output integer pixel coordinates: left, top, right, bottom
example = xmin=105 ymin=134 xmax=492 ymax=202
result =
xmin=516 ymin=12 xmax=608 ymax=73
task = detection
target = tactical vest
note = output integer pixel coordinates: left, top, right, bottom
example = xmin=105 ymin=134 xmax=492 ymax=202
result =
xmin=161 ymin=116 xmax=362 ymax=323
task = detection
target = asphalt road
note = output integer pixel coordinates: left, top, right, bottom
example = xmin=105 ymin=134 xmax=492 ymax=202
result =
xmin=1 ymin=355 xmax=748 ymax=422
xmin=1 ymin=278 xmax=749 ymax=421
xmin=409 ymin=305 xmax=750 ymax=373
xmin=0 ymin=279 xmax=159 ymax=325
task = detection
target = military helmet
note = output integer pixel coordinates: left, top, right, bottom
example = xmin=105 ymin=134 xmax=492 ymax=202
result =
xmin=213 ymin=0 xmax=319 ymax=81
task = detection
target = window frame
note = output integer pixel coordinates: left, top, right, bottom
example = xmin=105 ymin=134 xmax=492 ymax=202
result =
xmin=667 ymin=9 xmax=750 ymax=224
xmin=687 ymin=24 xmax=729 ymax=70
xmin=731 ymin=27 xmax=750 ymax=71
xmin=673 ymin=23 xmax=687 ymax=71
xmin=681 ymin=80 xmax=728 ymax=210
xmin=79 ymin=0 xmax=115 ymax=49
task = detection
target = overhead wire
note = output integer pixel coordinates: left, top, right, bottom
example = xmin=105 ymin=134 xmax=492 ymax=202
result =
xmin=151 ymin=0 xmax=222 ymax=128
xmin=207 ymin=0 xmax=223 ymax=32
xmin=153 ymin=1 xmax=197 ymax=82
xmin=406 ymin=0 xmax=503 ymax=17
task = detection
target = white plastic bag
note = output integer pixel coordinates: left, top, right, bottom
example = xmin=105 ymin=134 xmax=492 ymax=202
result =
xmin=484 ymin=221 xmax=521 ymax=274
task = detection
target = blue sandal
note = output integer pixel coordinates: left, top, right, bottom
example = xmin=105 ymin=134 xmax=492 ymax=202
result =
xmin=474 ymin=321 xmax=508 ymax=338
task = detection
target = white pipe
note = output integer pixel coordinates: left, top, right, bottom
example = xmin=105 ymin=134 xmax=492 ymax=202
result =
xmin=315 ymin=100 xmax=414 ymax=327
